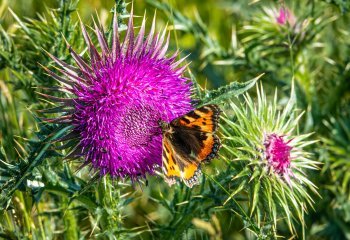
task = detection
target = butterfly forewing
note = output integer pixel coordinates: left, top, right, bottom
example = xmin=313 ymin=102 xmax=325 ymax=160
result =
xmin=171 ymin=104 xmax=221 ymax=133
xmin=170 ymin=104 xmax=221 ymax=163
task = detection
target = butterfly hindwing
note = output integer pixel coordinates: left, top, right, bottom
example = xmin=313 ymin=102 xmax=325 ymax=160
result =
xmin=162 ymin=136 xmax=181 ymax=186
xmin=162 ymin=136 xmax=201 ymax=187
xmin=161 ymin=104 xmax=221 ymax=188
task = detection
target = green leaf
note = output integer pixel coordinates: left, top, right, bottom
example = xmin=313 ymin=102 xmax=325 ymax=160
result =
xmin=250 ymin=179 xmax=260 ymax=217
xmin=223 ymin=179 xmax=247 ymax=205
xmin=198 ymin=74 xmax=264 ymax=106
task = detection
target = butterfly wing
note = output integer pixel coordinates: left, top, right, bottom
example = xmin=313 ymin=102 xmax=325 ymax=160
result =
xmin=161 ymin=135 xmax=181 ymax=186
xmin=172 ymin=104 xmax=221 ymax=133
xmin=162 ymin=104 xmax=221 ymax=188
xmin=171 ymin=104 xmax=221 ymax=163
xmin=162 ymin=129 xmax=201 ymax=188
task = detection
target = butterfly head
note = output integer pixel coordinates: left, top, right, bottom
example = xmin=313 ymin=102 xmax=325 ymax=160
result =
xmin=158 ymin=120 xmax=171 ymax=133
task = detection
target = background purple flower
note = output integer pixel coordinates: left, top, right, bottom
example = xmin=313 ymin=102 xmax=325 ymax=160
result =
xmin=44 ymin=12 xmax=192 ymax=179
xmin=276 ymin=7 xmax=296 ymax=26
xmin=276 ymin=7 xmax=289 ymax=25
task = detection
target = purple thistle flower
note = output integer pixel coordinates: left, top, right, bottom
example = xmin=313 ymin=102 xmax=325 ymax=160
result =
xmin=43 ymin=11 xmax=192 ymax=179
xmin=264 ymin=133 xmax=293 ymax=183
xmin=276 ymin=7 xmax=296 ymax=26
xmin=276 ymin=8 xmax=289 ymax=25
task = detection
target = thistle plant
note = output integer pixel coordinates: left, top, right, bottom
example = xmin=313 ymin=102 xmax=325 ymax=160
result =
xmin=42 ymin=10 xmax=193 ymax=179
xmin=220 ymin=84 xmax=319 ymax=236
xmin=1 ymin=0 xmax=350 ymax=239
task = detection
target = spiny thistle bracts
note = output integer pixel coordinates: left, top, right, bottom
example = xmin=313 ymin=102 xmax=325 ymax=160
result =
xmin=221 ymin=84 xmax=319 ymax=235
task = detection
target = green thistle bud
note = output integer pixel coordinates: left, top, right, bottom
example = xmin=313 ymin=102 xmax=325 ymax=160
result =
xmin=220 ymin=84 xmax=320 ymax=236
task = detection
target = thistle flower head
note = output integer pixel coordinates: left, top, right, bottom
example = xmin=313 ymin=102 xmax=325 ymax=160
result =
xmin=221 ymin=84 xmax=319 ymax=235
xmin=43 ymin=11 xmax=192 ymax=179
xmin=249 ymin=6 xmax=296 ymax=28
xmin=264 ymin=133 xmax=293 ymax=179
xmin=276 ymin=7 xmax=289 ymax=25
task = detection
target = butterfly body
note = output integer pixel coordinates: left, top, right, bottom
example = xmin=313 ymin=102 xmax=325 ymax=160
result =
xmin=160 ymin=104 xmax=221 ymax=188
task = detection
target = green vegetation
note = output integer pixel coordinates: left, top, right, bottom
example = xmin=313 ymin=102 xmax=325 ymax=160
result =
xmin=0 ymin=0 xmax=349 ymax=239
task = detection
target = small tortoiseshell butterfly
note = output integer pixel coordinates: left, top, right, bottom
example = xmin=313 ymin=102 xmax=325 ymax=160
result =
xmin=159 ymin=104 xmax=221 ymax=188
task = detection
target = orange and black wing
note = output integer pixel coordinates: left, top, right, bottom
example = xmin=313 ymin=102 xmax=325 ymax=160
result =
xmin=162 ymin=104 xmax=221 ymax=187
xmin=162 ymin=135 xmax=181 ymax=186
xmin=162 ymin=134 xmax=202 ymax=188
xmin=171 ymin=104 xmax=221 ymax=133
xmin=170 ymin=104 xmax=221 ymax=163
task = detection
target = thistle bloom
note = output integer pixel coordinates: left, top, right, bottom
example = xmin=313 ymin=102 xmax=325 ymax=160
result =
xmin=42 ymin=11 xmax=192 ymax=179
xmin=276 ymin=7 xmax=296 ymax=26
xmin=264 ymin=133 xmax=293 ymax=182
xmin=276 ymin=7 xmax=289 ymax=25
xmin=221 ymin=84 xmax=319 ymax=235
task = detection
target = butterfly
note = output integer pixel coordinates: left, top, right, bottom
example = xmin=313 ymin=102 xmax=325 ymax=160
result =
xmin=160 ymin=104 xmax=221 ymax=188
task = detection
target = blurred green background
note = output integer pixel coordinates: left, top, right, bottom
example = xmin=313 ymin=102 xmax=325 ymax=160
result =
xmin=1 ymin=0 xmax=350 ymax=239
